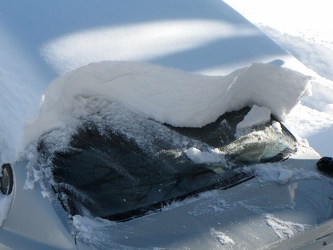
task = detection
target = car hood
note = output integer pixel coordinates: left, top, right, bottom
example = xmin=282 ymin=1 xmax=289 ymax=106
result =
xmin=70 ymin=146 xmax=333 ymax=249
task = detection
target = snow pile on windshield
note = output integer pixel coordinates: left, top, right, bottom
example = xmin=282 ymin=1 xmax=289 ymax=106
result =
xmin=25 ymin=61 xmax=310 ymax=145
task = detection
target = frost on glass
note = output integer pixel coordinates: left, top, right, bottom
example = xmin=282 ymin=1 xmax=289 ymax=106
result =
xmin=25 ymin=61 xmax=306 ymax=221
xmin=35 ymin=99 xmax=296 ymax=221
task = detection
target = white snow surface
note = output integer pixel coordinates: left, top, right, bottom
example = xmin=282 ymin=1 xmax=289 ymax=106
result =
xmin=40 ymin=20 xmax=258 ymax=76
xmin=224 ymin=0 xmax=333 ymax=156
xmin=223 ymin=0 xmax=333 ymax=81
xmin=24 ymin=61 xmax=310 ymax=147
xmin=185 ymin=147 xmax=224 ymax=164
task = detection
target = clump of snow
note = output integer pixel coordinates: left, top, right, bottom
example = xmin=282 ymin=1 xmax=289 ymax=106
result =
xmin=236 ymin=105 xmax=271 ymax=130
xmin=271 ymin=121 xmax=283 ymax=134
xmin=24 ymin=61 xmax=310 ymax=147
xmin=246 ymin=163 xmax=323 ymax=184
xmin=237 ymin=201 xmax=312 ymax=239
xmin=234 ymin=104 xmax=272 ymax=139
xmin=255 ymin=165 xmax=293 ymax=184
xmin=210 ymin=228 xmax=235 ymax=245
xmin=185 ymin=147 xmax=224 ymax=164
xmin=264 ymin=213 xmax=310 ymax=239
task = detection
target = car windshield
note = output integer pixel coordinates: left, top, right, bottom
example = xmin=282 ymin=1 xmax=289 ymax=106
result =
xmin=37 ymin=103 xmax=296 ymax=222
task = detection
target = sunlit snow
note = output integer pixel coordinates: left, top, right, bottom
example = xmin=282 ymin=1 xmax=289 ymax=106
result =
xmin=224 ymin=0 xmax=333 ymax=156
xmin=24 ymin=61 xmax=310 ymax=148
xmin=41 ymin=20 xmax=258 ymax=75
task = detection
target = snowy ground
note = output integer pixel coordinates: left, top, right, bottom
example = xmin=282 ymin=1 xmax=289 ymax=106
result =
xmin=224 ymin=0 xmax=333 ymax=156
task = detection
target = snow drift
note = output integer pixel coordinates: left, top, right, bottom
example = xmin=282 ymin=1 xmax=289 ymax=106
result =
xmin=25 ymin=61 xmax=310 ymax=145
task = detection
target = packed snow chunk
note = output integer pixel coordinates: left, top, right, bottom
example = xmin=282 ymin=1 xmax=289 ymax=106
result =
xmin=25 ymin=61 xmax=310 ymax=144
xmin=210 ymin=228 xmax=235 ymax=246
xmin=236 ymin=105 xmax=271 ymax=130
xmin=271 ymin=121 xmax=283 ymax=133
xmin=235 ymin=105 xmax=272 ymax=138
xmin=185 ymin=147 xmax=224 ymax=163
xmin=264 ymin=213 xmax=310 ymax=239
xmin=248 ymin=163 xmax=322 ymax=184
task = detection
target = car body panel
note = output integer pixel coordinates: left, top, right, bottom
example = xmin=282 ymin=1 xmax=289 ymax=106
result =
xmin=270 ymin=218 xmax=333 ymax=249
xmin=2 ymin=146 xmax=332 ymax=249
xmin=0 ymin=161 xmax=77 ymax=250
xmin=68 ymin=148 xmax=333 ymax=249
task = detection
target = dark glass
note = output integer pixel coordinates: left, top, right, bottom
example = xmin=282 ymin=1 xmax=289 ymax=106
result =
xmin=38 ymin=107 xmax=296 ymax=221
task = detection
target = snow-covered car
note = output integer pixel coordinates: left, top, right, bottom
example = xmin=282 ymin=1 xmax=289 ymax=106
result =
xmin=1 ymin=1 xmax=333 ymax=250
xmin=1 ymin=61 xmax=333 ymax=250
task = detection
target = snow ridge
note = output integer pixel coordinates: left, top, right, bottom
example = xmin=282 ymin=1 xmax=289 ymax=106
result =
xmin=24 ymin=61 xmax=310 ymax=147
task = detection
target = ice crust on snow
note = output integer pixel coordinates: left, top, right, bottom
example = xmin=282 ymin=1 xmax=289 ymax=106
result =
xmin=25 ymin=61 xmax=310 ymax=146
